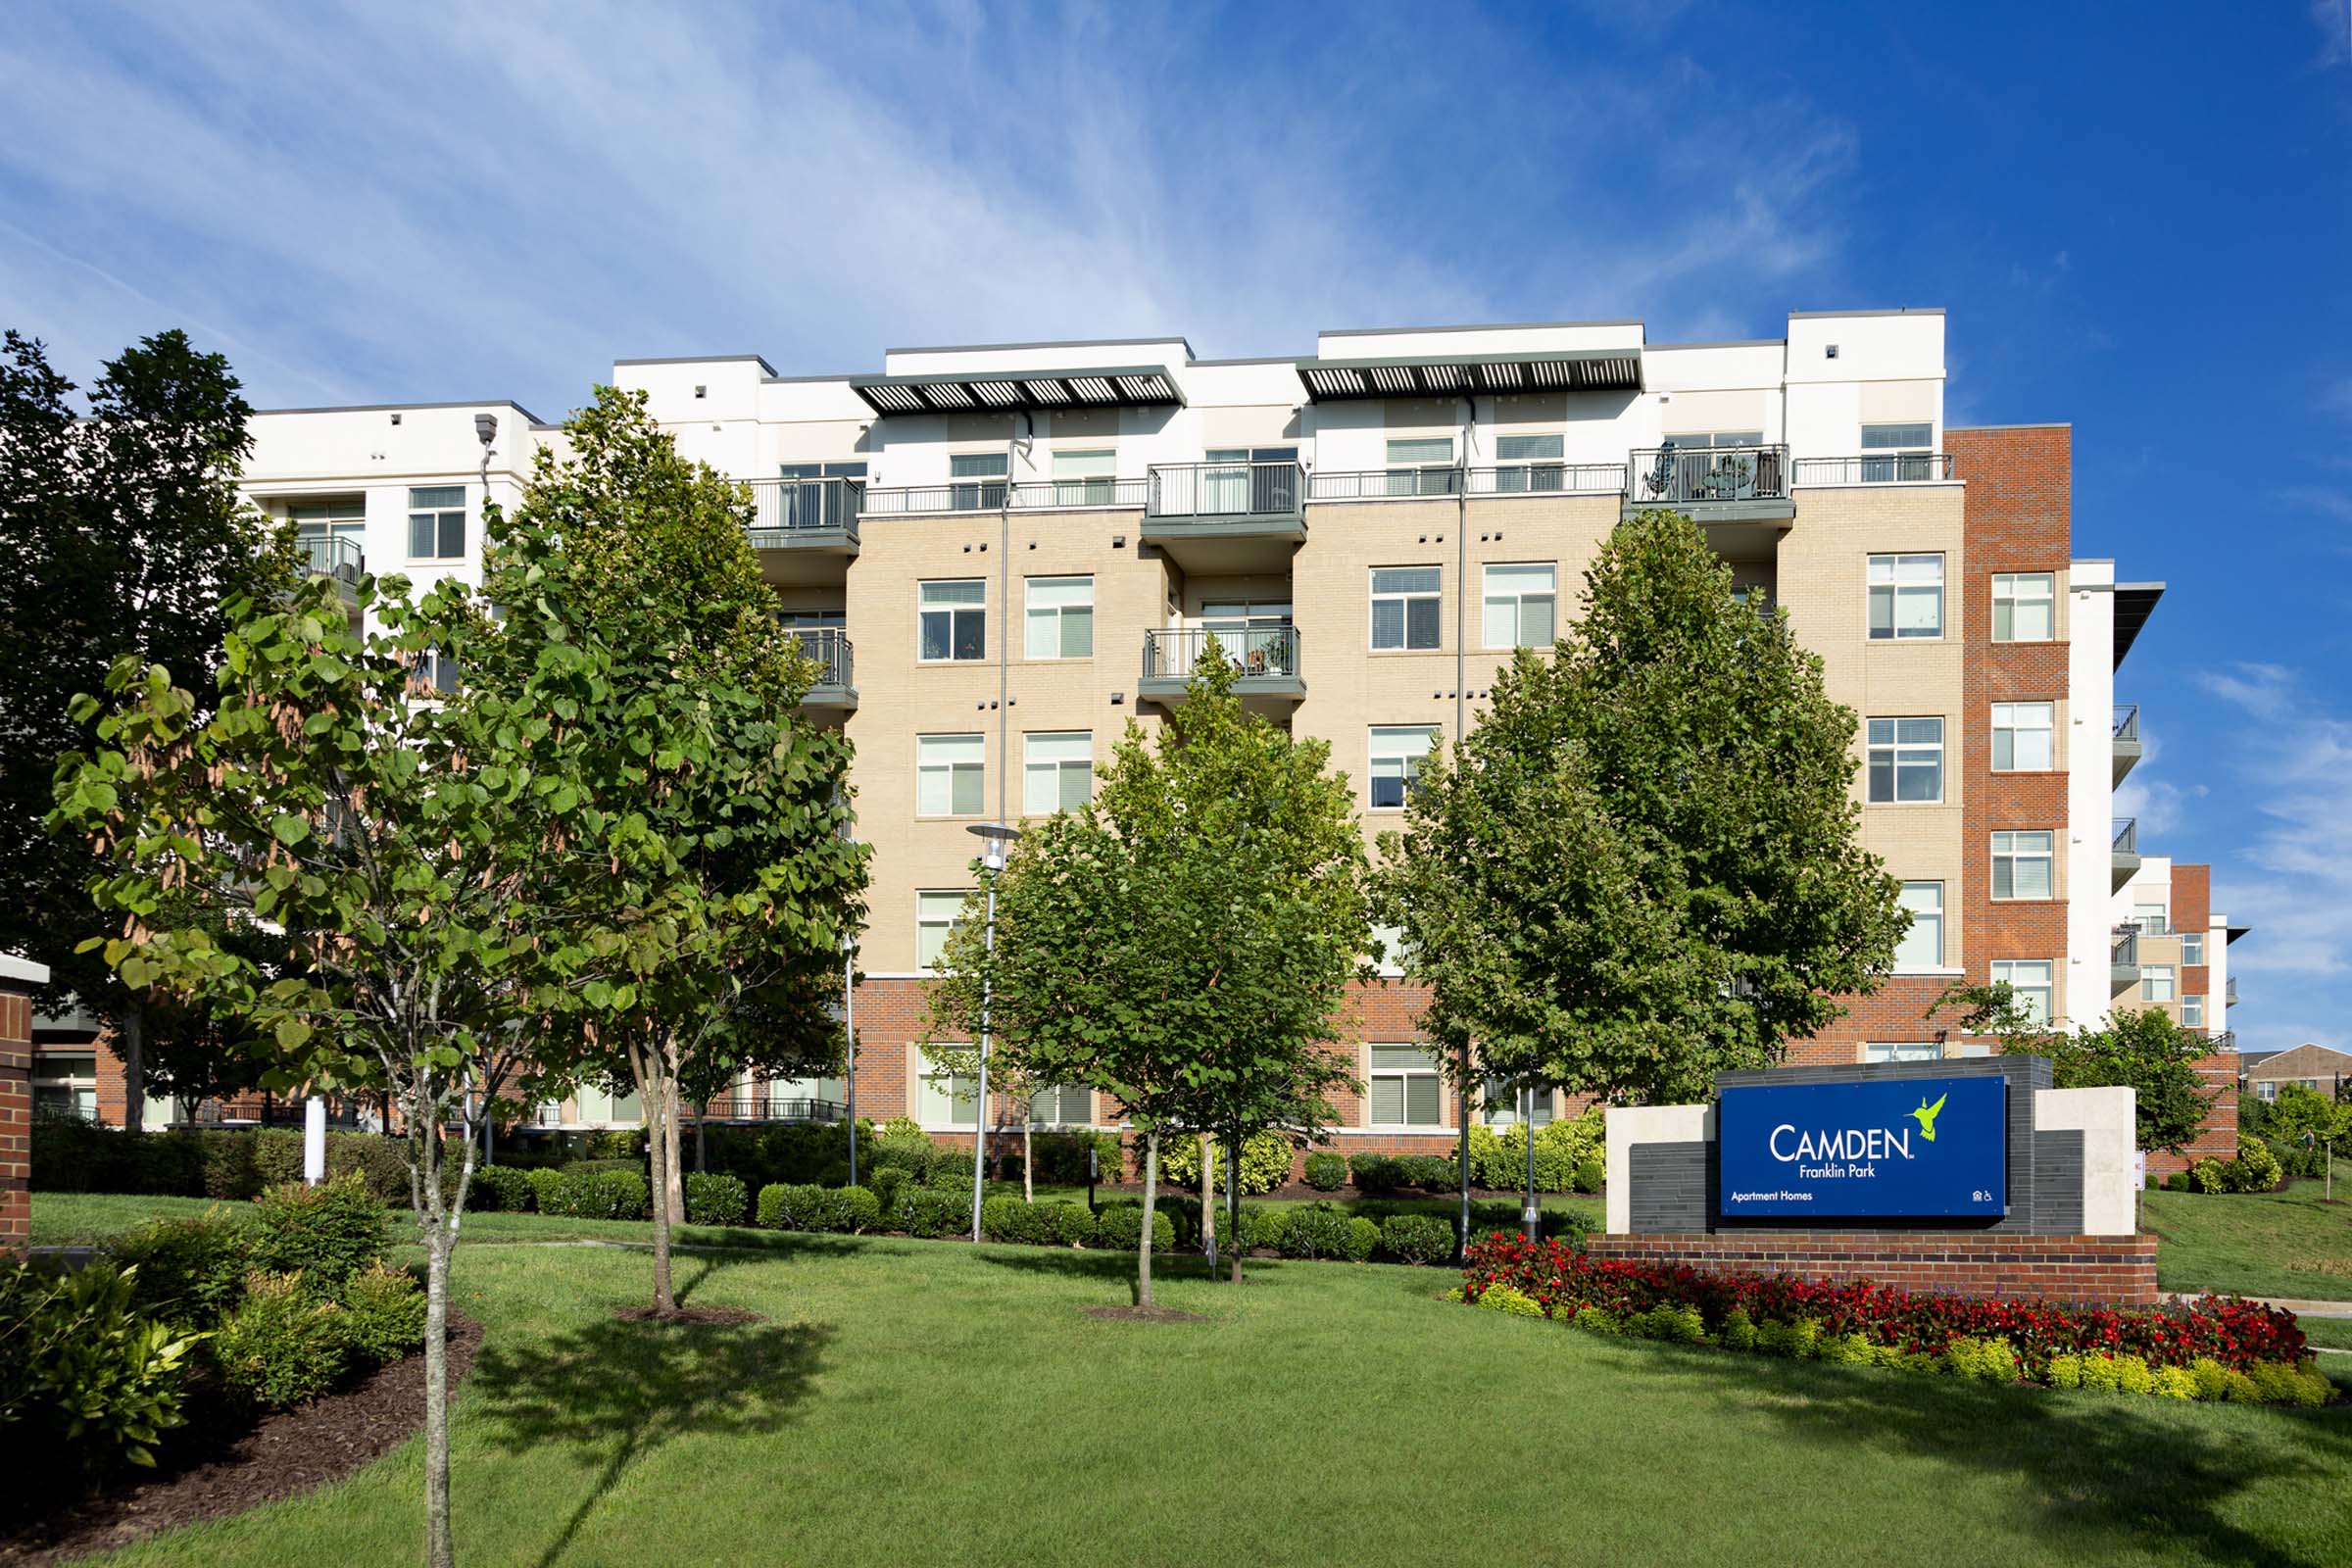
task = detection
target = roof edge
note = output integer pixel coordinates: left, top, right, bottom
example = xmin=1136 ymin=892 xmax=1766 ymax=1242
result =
xmin=613 ymin=354 xmax=779 ymax=375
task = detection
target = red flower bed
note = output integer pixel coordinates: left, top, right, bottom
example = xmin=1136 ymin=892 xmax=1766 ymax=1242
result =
xmin=1459 ymin=1233 xmax=2305 ymax=1372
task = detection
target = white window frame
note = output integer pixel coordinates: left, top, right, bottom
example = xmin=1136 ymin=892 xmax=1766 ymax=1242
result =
xmin=1481 ymin=1077 xmax=1555 ymax=1127
xmin=1027 ymin=1083 xmax=1095 ymax=1129
xmin=1991 ymin=830 xmax=2056 ymax=901
xmin=948 ymin=451 xmax=1009 ymax=512
xmin=916 ymin=734 xmax=986 ymax=818
xmin=916 ymin=890 xmax=970 ymax=972
xmin=2141 ymin=964 xmax=2177 ymax=1004
xmin=1990 ymin=958 xmax=2054 ymax=1024
xmin=1367 ymin=1044 xmax=1446 ymax=1129
xmin=917 ymin=1052 xmax=979 ymax=1128
xmin=2180 ymin=994 xmax=2205 ymax=1028
xmin=2180 ymin=932 xmax=2205 ymax=965
xmin=407 ymin=485 xmax=466 ymax=561
xmin=1024 ymin=575 xmax=1094 ymax=660
xmin=1866 ymin=716 xmax=1945 ymax=804
xmin=1991 ymin=702 xmax=2056 ymax=772
xmin=1863 ymin=1041 xmax=1941 ymax=1063
xmin=1868 ymin=553 xmax=1944 ymax=641
xmin=1482 ymin=563 xmax=1558 ymax=650
xmin=1895 ymin=881 xmax=1945 ymax=971
xmin=31 ymin=1052 xmax=98 ymax=1121
xmin=919 ymin=579 xmax=987 ymax=663
xmin=1368 ymin=725 xmax=1439 ymax=810
xmin=1049 ymin=448 xmax=1116 ymax=507
xmin=1022 ymin=731 xmax=1093 ymax=816
xmin=1860 ymin=423 xmax=1936 ymax=483
xmin=1491 ymin=432 xmax=1566 ymax=493
xmin=1384 ymin=437 xmax=1458 ymax=497
xmin=1370 ymin=566 xmax=1443 ymax=651
xmin=1992 ymin=572 xmax=2056 ymax=643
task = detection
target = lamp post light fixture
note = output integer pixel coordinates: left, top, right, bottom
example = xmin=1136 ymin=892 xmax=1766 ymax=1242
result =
xmin=966 ymin=822 xmax=1022 ymax=1242
xmin=474 ymin=412 xmax=497 ymax=490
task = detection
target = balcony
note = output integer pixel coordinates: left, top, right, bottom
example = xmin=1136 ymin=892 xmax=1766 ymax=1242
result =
xmin=2113 ymin=705 xmax=2143 ymax=784
xmin=1306 ymin=466 xmax=1462 ymax=501
xmin=2227 ymin=976 xmax=2240 ymax=1008
xmin=2212 ymin=1029 xmax=2237 ymax=1053
xmin=1789 ymin=453 xmax=1956 ymax=487
xmin=788 ymin=628 xmax=856 ymax=711
xmin=694 ymin=1095 xmax=845 ymax=1124
xmin=2112 ymin=816 xmax=2141 ymax=890
xmin=744 ymin=477 xmax=860 ymax=586
xmin=1625 ymin=445 xmax=1793 ymax=519
xmin=297 ymin=533 xmax=365 ymax=594
xmin=1138 ymin=625 xmax=1303 ymax=708
xmin=2111 ymin=926 xmax=2141 ymax=994
xmin=1142 ymin=462 xmax=1305 ymax=573
xmin=1465 ymin=464 xmax=1627 ymax=497
xmin=860 ymin=478 xmax=1150 ymax=515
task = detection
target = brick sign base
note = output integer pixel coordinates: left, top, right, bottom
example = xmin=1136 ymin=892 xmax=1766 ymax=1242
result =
xmin=1584 ymin=1231 xmax=2160 ymax=1306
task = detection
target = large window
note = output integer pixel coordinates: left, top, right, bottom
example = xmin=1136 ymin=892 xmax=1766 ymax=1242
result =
xmin=1482 ymin=1077 xmax=1555 ymax=1127
xmin=1369 ymin=726 xmax=1439 ymax=809
xmin=1367 ymin=1044 xmax=1445 ymax=1128
xmin=917 ymin=734 xmax=985 ymax=817
xmin=1483 ymin=564 xmax=1557 ymax=649
xmin=2181 ymin=994 xmax=2205 ymax=1028
xmin=2181 ymin=932 xmax=2205 ymax=965
xmin=1991 ymin=831 xmax=2056 ymax=900
xmin=1864 ymin=1042 xmax=1940 ymax=1063
xmin=2132 ymin=901 xmax=2168 ymax=936
xmin=1491 ymin=432 xmax=1566 ymax=492
xmin=31 ymin=1052 xmax=97 ymax=1121
xmin=917 ymin=1054 xmax=979 ymax=1127
xmin=949 ymin=452 xmax=1008 ymax=511
xmin=1024 ymin=575 xmax=1094 ymax=659
xmin=1992 ymin=573 xmax=2055 ymax=642
xmin=1023 ymin=731 xmax=1093 ymax=815
xmin=1860 ymin=422 xmax=1935 ymax=482
xmin=1896 ymin=881 xmax=1945 ymax=970
xmin=1991 ymin=958 xmax=2054 ymax=1024
xmin=2142 ymin=964 xmax=2177 ymax=1004
xmin=1028 ymin=1083 xmax=1094 ymax=1128
xmin=916 ymin=891 xmax=969 ymax=971
xmin=919 ymin=579 xmax=986 ymax=662
xmin=1992 ymin=702 xmax=2055 ymax=771
xmin=1867 ymin=717 xmax=1944 ymax=803
xmin=1050 ymin=448 xmax=1115 ymax=506
xmin=1371 ymin=566 xmax=1443 ymax=651
xmin=407 ymin=486 xmax=466 ymax=560
xmin=1201 ymin=447 xmax=1298 ymax=514
xmin=1385 ymin=437 xmax=1459 ymax=497
xmin=1868 ymin=554 xmax=1944 ymax=640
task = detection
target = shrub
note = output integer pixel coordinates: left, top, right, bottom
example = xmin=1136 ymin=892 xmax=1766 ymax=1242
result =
xmin=831 ymin=1185 xmax=882 ymax=1234
xmin=108 ymin=1210 xmax=254 ymax=1326
xmin=2228 ymin=1135 xmax=2282 ymax=1194
xmin=1094 ymin=1203 xmax=1175 ymax=1252
xmin=2165 ymin=1171 xmax=2190 ymax=1193
xmin=2189 ymin=1356 xmax=2260 ymax=1403
xmin=212 ymin=1271 xmax=348 ymax=1409
xmin=324 ymin=1132 xmax=414 ymax=1203
xmin=2152 ymin=1366 xmax=2199 ymax=1399
xmin=759 ymin=1183 xmax=827 ymax=1230
xmin=1277 ymin=1203 xmax=1356 ymax=1259
xmin=927 ymin=1149 xmax=977 ymax=1189
xmin=1572 ymin=1304 xmax=1621 ymax=1335
xmin=1628 ymin=1303 xmax=1707 ymax=1345
xmin=251 ymin=1174 xmax=389 ymax=1290
xmin=1302 ymin=1152 xmax=1348 ymax=1192
xmin=1720 ymin=1306 xmax=1758 ymax=1351
xmin=1379 ymin=1213 xmax=1455 ymax=1266
xmin=1478 ymin=1284 xmax=1546 ymax=1318
xmin=1348 ymin=1154 xmax=1401 ymax=1194
xmin=0 ymin=1259 xmax=201 ymax=1480
xmin=1943 ymin=1337 xmax=2019 ymax=1383
xmin=2047 ymin=1353 xmax=2083 ymax=1390
xmin=536 ymin=1166 xmax=652 ymax=1220
xmin=896 ymin=1188 xmax=965 ymax=1240
xmin=471 ymin=1165 xmax=537 ymax=1213
xmin=340 ymin=1262 xmax=427 ymax=1364
xmin=585 ymin=1128 xmax=643 ymax=1160
xmin=683 ymin=1172 xmax=749 ymax=1227
xmin=1821 ymin=1332 xmax=1876 ymax=1365
xmin=255 ymin=1128 xmax=307 ymax=1190
xmin=1054 ymin=1202 xmax=1098 ymax=1248
xmin=868 ymin=1165 xmax=909 ymax=1211
xmin=1573 ymin=1159 xmax=1605 ymax=1196
xmin=1029 ymin=1129 xmax=1123 ymax=1186
xmin=2116 ymin=1357 xmax=2154 ymax=1396
xmin=1344 ymin=1217 xmax=1379 ymax=1262
xmin=1242 ymin=1205 xmax=1289 ymax=1253
xmin=2189 ymin=1157 xmax=2230 ymax=1195
xmin=980 ymin=1195 xmax=1025 ymax=1244
xmin=526 ymin=1166 xmax=567 ymax=1213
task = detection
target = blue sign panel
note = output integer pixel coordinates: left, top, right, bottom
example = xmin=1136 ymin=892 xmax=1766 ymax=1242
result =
xmin=1718 ymin=1074 xmax=2007 ymax=1219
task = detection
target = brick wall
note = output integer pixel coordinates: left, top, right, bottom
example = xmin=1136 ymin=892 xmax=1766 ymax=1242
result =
xmin=1 ymin=980 xmax=31 ymax=1255
xmin=2175 ymin=862 xmax=2212 ymax=1030
xmin=1584 ymin=1230 xmax=2159 ymax=1305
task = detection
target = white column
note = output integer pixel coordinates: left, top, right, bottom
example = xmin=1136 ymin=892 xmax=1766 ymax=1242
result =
xmin=304 ymin=1096 xmax=327 ymax=1185
xmin=2065 ymin=561 xmax=2117 ymax=1028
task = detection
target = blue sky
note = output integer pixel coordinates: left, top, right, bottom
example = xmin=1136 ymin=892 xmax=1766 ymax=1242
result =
xmin=4 ymin=1 xmax=2348 ymax=1052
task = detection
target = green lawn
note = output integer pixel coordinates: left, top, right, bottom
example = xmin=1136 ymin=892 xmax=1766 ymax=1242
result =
xmin=2145 ymin=1181 xmax=2352 ymax=1300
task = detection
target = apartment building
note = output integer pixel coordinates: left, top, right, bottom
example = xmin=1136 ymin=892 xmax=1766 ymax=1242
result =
xmin=32 ymin=309 xmax=2204 ymax=1160
xmin=2111 ymin=856 xmax=2250 ymax=1172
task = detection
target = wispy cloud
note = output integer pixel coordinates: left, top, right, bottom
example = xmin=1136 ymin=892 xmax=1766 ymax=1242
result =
xmin=2316 ymin=0 xmax=2351 ymax=67
xmin=2196 ymin=662 xmax=2298 ymax=719
xmin=2113 ymin=729 xmax=2204 ymax=837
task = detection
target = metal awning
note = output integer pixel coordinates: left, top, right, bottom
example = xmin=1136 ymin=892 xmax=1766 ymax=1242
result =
xmin=1295 ymin=349 xmax=1643 ymax=401
xmin=2113 ymin=581 xmax=2164 ymax=669
xmin=848 ymin=365 xmax=1185 ymax=416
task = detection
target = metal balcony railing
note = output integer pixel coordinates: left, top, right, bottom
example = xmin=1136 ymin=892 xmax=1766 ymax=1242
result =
xmin=2112 ymin=926 xmax=2139 ymax=968
xmin=695 ymin=1096 xmax=845 ymax=1123
xmin=1790 ymin=453 xmax=1954 ymax=486
xmin=2227 ymin=977 xmax=2239 ymax=1007
xmin=858 ymin=477 xmax=1147 ymax=514
xmin=297 ymin=532 xmax=366 ymax=585
xmin=2113 ymin=817 xmax=2138 ymax=857
xmin=1147 ymin=461 xmax=1304 ymax=517
xmin=788 ymin=627 xmax=853 ymax=689
xmin=2211 ymin=1030 xmax=2236 ymax=1052
xmin=2114 ymin=705 xmax=2140 ymax=742
xmin=1627 ymin=445 xmax=1789 ymax=507
xmin=746 ymin=475 xmax=863 ymax=531
xmin=1143 ymin=624 xmax=1300 ymax=683
xmin=1306 ymin=466 xmax=1466 ymax=501
xmin=1008 ymin=477 xmax=1148 ymax=510
xmin=1464 ymin=463 xmax=1628 ymax=496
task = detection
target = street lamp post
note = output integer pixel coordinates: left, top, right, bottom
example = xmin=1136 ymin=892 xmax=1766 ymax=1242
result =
xmin=967 ymin=822 xmax=1021 ymax=1243
xmin=843 ymin=925 xmax=858 ymax=1190
xmin=1523 ymin=1083 xmax=1540 ymax=1243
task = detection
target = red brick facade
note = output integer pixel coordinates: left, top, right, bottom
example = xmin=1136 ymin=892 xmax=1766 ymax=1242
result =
xmin=2 ymin=980 xmax=32 ymax=1255
xmin=1585 ymin=1230 xmax=2160 ymax=1306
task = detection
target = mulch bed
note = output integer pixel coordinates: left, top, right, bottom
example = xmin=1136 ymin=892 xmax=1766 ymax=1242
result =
xmin=0 ymin=1316 xmax=484 ymax=1566
xmin=1081 ymin=1304 xmax=1208 ymax=1324
xmin=614 ymin=1303 xmax=764 ymax=1326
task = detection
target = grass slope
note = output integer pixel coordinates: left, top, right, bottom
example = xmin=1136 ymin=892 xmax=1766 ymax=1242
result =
xmin=2142 ymin=1181 xmax=2352 ymax=1299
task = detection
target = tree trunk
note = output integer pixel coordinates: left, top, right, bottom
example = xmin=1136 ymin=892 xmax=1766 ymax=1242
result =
xmin=1138 ymin=1130 xmax=1159 ymax=1309
xmin=695 ymin=1102 xmax=708 ymax=1174
xmin=662 ymin=1075 xmax=685 ymax=1227
xmin=647 ymin=1073 xmax=675 ymax=1315
xmin=120 ymin=1003 xmax=144 ymax=1135
xmin=418 ymin=1114 xmax=456 ymax=1568
xmin=1228 ymin=1129 xmax=1245 ymax=1286
xmin=1199 ymin=1132 xmax=1215 ymax=1270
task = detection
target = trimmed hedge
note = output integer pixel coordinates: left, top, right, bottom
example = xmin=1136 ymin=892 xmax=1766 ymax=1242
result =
xmin=250 ymin=1174 xmax=389 ymax=1290
xmin=1278 ymin=1203 xmax=1377 ymax=1261
xmin=1301 ymin=1152 xmax=1348 ymax=1191
xmin=1379 ymin=1212 xmax=1454 ymax=1265
xmin=534 ymin=1166 xmax=652 ymax=1220
xmin=1094 ymin=1203 xmax=1177 ymax=1253
xmin=980 ymin=1195 xmax=1100 ymax=1248
xmin=471 ymin=1164 xmax=537 ymax=1213
xmin=30 ymin=1120 xmax=416 ymax=1203
xmin=683 ymin=1171 xmax=750 ymax=1227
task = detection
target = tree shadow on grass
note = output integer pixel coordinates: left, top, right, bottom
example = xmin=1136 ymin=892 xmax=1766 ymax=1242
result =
xmin=1631 ymin=1342 xmax=2352 ymax=1568
xmin=970 ymin=1245 xmax=1324 ymax=1302
xmin=470 ymin=1290 xmax=834 ymax=1568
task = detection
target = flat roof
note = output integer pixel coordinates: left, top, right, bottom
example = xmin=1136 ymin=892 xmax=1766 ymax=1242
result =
xmin=1320 ymin=318 xmax=1644 ymax=337
xmin=885 ymin=335 xmax=1195 ymax=359
xmin=1787 ymin=307 xmax=1945 ymax=319
xmin=613 ymin=353 xmax=779 ymax=375
xmin=256 ymin=399 xmax=548 ymax=423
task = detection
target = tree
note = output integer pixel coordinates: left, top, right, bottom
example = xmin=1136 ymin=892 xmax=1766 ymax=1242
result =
xmin=1931 ymin=984 xmax=2219 ymax=1154
xmin=1377 ymin=509 xmax=1906 ymax=1140
xmin=0 ymin=329 xmax=291 ymax=1129
xmin=478 ymin=388 xmax=866 ymax=1316
xmin=926 ymin=651 xmax=1368 ymax=1301
xmin=53 ymin=567 xmax=624 ymax=1568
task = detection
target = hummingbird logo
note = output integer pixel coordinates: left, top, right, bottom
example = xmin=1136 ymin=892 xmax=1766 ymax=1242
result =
xmin=1908 ymin=1093 xmax=1948 ymax=1144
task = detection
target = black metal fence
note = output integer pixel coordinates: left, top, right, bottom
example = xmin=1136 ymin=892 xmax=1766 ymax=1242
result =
xmin=1148 ymin=461 xmax=1304 ymax=517
xmin=1626 ymin=445 xmax=1789 ymax=506
xmin=748 ymin=476 xmax=863 ymax=531
xmin=1790 ymin=453 xmax=1953 ymax=486
xmin=788 ymin=627 xmax=853 ymax=688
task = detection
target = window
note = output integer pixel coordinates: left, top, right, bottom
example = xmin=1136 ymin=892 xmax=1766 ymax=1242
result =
xmin=1492 ymin=432 xmax=1565 ymax=492
xmin=31 ymin=1052 xmax=97 ymax=1120
xmin=1384 ymin=437 xmax=1458 ymax=497
xmin=1991 ymin=702 xmax=2055 ymax=771
xmin=949 ymin=452 xmax=1008 ymax=511
xmin=1991 ymin=831 xmax=2055 ymax=900
xmin=575 ymin=1083 xmax=644 ymax=1125
xmin=1369 ymin=726 xmax=1439 ymax=809
xmin=290 ymin=497 xmax=365 ymax=576
xmin=1863 ymin=1042 xmax=1941 ymax=1063
xmin=1200 ymin=599 xmax=1295 ymax=676
xmin=1028 ymin=1083 xmax=1094 ymax=1128
xmin=1868 ymin=554 xmax=1943 ymax=640
xmin=919 ymin=580 xmax=986 ymax=662
xmin=1368 ymin=1044 xmax=1445 ymax=1128
xmin=1992 ymin=573 xmax=2055 ymax=642
xmin=407 ymin=486 xmax=466 ymax=559
xmin=1369 ymin=921 xmax=1410 ymax=973
xmin=2141 ymin=964 xmax=2176 ymax=1004
xmin=1483 ymin=564 xmax=1557 ymax=649
xmin=1201 ymin=447 xmax=1299 ymax=514
xmin=2181 ymin=994 xmax=2205 ymax=1028
xmin=1895 ymin=882 xmax=1945 ymax=970
xmin=2256 ymin=1079 xmax=2278 ymax=1102
xmin=1050 ymin=448 xmax=1115 ymax=506
xmin=1024 ymin=576 xmax=1094 ymax=659
xmin=2132 ymin=902 xmax=2169 ymax=936
xmin=1867 ymin=717 xmax=1944 ymax=803
xmin=1667 ymin=430 xmax=1764 ymax=450
xmin=1990 ymin=958 xmax=2054 ymax=1024
xmin=410 ymin=649 xmax=460 ymax=694
xmin=2181 ymin=932 xmax=2205 ymax=965
xmin=1023 ymin=731 xmax=1093 ymax=815
xmin=1371 ymin=566 xmax=1443 ymax=651
xmin=918 ymin=1054 xmax=979 ymax=1126
xmin=1483 ymin=1077 xmax=1554 ymax=1127
xmin=917 ymin=734 xmax=985 ymax=817
xmin=1861 ymin=422 xmax=1936 ymax=482
xmin=776 ymin=462 xmax=865 ymax=528
xmin=916 ymin=891 xmax=969 ymax=970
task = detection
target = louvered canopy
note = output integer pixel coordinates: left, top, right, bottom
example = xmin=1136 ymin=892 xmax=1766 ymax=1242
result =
xmin=848 ymin=366 xmax=1185 ymax=416
xmin=1295 ymin=349 xmax=1643 ymax=402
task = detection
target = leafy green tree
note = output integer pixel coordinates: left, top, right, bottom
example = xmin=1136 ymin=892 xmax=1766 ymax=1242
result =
xmin=1376 ymin=509 xmax=1905 ymax=1135
xmin=1931 ymin=984 xmax=2218 ymax=1154
xmin=478 ymin=388 xmax=866 ymax=1315
xmin=2263 ymin=1082 xmax=2352 ymax=1151
xmin=925 ymin=651 xmax=1369 ymax=1301
xmin=0 ymin=328 xmax=291 ymax=1129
